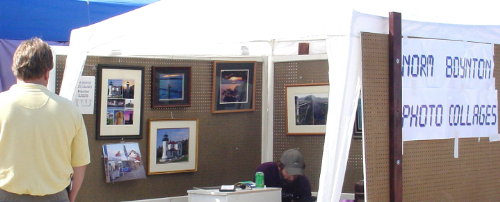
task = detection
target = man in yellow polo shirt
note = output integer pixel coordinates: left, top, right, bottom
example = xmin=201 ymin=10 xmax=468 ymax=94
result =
xmin=0 ymin=38 xmax=90 ymax=202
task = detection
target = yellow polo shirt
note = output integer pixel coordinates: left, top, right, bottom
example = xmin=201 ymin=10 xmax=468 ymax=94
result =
xmin=0 ymin=83 xmax=90 ymax=196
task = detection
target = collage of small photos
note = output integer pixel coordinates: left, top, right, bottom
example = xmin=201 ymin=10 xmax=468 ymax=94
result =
xmin=106 ymin=79 xmax=135 ymax=125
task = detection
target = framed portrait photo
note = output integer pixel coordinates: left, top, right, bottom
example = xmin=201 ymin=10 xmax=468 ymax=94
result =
xmin=147 ymin=118 xmax=198 ymax=175
xmin=212 ymin=61 xmax=256 ymax=113
xmin=286 ymin=83 xmax=329 ymax=135
xmin=151 ymin=66 xmax=191 ymax=108
xmin=96 ymin=65 xmax=144 ymax=139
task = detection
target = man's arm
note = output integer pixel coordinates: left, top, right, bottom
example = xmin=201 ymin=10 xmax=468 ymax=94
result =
xmin=69 ymin=165 xmax=87 ymax=202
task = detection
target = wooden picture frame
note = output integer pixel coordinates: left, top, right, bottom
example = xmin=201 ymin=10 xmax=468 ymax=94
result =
xmin=96 ymin=65 xmax=144 ymax=139
xmin=147 ymin=118 xmax=198 ymax=175
xmin=151 ymin=66 xmax=191 ymax=108
xmin=211 ymin=61 xmax=256 ymax=113
xmin=286 ymin=83 xmax=329 ymax=135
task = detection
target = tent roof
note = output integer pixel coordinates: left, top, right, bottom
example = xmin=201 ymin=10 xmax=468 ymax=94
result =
xmin=0 ymin=0 xmax=158 ymax=41
xmin=67 ymin=0 xmax=355 ymax=57
xmin=59 ymin=0 xmax=500 ymax=100
xmin=67 ymin=0 xmax=500 ymax=58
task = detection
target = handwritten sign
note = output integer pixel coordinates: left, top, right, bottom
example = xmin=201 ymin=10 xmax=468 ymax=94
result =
xmin=402 ymin=38 xmax=496 ymax=141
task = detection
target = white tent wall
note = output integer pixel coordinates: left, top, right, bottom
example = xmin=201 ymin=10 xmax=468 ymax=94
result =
xmin=59 ymin=0 xmax=339 ymax=99
xmin=318 ymin=35 xmax=360 ymax=202
xmin=59 ymin=0 xmax=500 ymax=200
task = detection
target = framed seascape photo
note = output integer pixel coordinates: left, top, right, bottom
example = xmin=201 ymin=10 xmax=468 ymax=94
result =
xmin=212 ymin=61 xmax=256 ymax=113
xmin=96 ymin=65 xmax=144 ymax=139
xmin=286 ymin=83 xmax=329 ymax=135
xmin=151 ymin=66 xmax=191 ymax=108
xmin=148 ymin=119 xmax=198 ymax=175
xmin=102 ymin=142 xmax=146 ymax=183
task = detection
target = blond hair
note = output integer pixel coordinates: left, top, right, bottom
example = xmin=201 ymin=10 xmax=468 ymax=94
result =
xmin=11 ymin=37 xmax=53 ymax=80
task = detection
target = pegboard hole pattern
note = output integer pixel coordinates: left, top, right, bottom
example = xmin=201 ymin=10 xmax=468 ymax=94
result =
xmin=56 ymin=56 xmax=262 ymax=113
xmin=362 ymin=33 xmax=500 ymax=201
xmin=54 ymin=56 xmax=264 ymax=201
xmin=273 ymin=60 xmax=363 ymax=193
xmin=362 ymin=33 xmax=391 ymax=202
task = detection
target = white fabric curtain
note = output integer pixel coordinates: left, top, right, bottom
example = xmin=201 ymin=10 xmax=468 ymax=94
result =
xmin=59 ymin=29 xmax=91 ymax=100
xmin=317 ymin=27 xmax=362 ymax=202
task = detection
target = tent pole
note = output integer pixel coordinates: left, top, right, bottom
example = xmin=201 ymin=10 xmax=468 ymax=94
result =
xmin=389 ymin=11 xmax=403 ymax=202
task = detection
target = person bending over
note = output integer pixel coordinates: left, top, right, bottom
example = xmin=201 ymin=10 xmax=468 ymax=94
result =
xmin=256 ymin=149 xmax=313 ymax=202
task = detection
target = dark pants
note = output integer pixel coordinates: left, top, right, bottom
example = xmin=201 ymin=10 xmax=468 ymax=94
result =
xmin=0 ymin=189 xmax=69 ymax=202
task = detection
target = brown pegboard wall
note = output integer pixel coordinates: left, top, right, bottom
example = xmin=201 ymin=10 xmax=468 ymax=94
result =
xmin=273 ymin=60 xmax=364 ymax=193
xmin=56 ymin=56 xmax=262 ymax=202
xmin=362 ymin=33 xmax=500 ymax=201
xmin=343 ymin=138 xmax=364 ymax=193
xmin=361 ymin=32 xmax=391 ymax=202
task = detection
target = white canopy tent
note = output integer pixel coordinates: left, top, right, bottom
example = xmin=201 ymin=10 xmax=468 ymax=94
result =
xmin=60 ymin=0 xmax=500 ymax=201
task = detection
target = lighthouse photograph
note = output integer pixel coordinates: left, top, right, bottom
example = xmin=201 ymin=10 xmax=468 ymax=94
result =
xmin=155 ymin=128 xmax=189 ymax=164
xmin=148 ymin=119 xmax=198 ymax=175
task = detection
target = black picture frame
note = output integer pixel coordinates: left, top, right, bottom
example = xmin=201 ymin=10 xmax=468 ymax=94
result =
xmin=353 ymin=97 xmax=363 ymax=138
xmin=211 ymin=61 xmax=256 ymax=113
xmin=96 ymin=65 xmax=144 ymax=139
xmin=151 ymin=66 xmax=191 ymax=108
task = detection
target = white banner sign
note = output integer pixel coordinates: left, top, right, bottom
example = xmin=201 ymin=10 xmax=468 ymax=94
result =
xmin=403 ymin=88 xmax=497 ymax=140
xmin=402 ymin=38 xmax=497 ymax=141
xmin=402 ymin=39 xmax=494 ymax=90
xmin=72 ymin=76 xmax=95 ymax=114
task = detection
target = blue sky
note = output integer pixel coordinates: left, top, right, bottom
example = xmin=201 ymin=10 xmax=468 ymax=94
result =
xmin=155 ymin=128 xmax=189 ymax=148
xmin=104 ymin=142 xmax=141 ymax=156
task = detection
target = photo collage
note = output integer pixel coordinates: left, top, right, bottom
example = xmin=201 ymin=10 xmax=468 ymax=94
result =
xmin=107 ymin=79 xmax=135 ymax=125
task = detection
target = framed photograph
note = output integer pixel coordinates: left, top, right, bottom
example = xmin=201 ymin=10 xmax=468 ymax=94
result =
xmin=102 ymin=142 xmax=146 ymax=183
xmin=212 ymin=61 xmax=256 ymax=113
xmin=151 ymin=66 xmax=191 ymax=108
xmin=96 ymin=65 xmax=144 ymax=139
xmin=286 ymin=83 xmax=329 ymax=135
xmin=353 ymin=97 xmax=363 ymax=138
xmin=148 ymin=118 xmax=198 ymax=175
